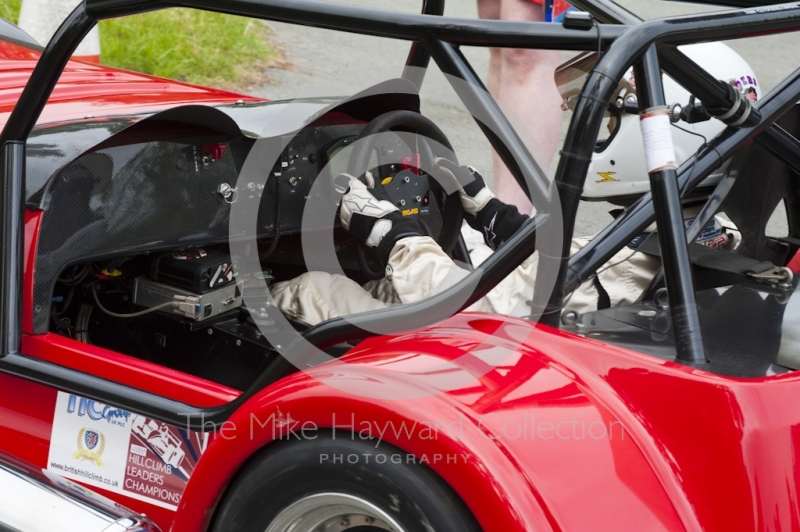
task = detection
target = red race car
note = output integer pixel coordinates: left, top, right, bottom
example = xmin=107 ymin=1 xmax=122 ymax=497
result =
xmin=1 ymin=0 xmax=799 ymax=530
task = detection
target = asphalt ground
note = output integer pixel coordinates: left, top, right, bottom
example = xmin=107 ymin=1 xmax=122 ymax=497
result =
xmin=252 ymin=0 xmax=799 ymax=236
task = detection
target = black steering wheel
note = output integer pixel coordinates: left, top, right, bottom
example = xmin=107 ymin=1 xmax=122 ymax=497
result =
xmin=347 ymin=110 xmax=464 ymax=279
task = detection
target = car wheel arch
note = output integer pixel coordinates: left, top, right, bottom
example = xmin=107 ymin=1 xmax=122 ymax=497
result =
xmin=172 ymin=377 xmax=555 ymax=532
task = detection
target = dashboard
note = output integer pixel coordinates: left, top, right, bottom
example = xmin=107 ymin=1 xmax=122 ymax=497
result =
xmin=32 ymin=106 xmax=437 ymax=334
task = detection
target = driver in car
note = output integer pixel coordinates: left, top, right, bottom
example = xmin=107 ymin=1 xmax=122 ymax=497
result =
xmin=272 ymin=41 xmax=756 ymax=327
xmin=271 ymin=158 xmax=664 ymax=326
xmin=272 ymin=43 xmax=759 ymax=325
xmin=272 ymin=146 xmax=743 ymax=327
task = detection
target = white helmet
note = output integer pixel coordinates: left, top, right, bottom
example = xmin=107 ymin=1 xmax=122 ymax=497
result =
xmin=556 ymin=42 xmax=760 ymax=203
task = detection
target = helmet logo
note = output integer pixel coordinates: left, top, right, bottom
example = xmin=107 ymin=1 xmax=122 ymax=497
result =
xmin=731 ymin=76 xmax=758 ymax=103
xmin=596 ymin=171 xmax=618 ymax=183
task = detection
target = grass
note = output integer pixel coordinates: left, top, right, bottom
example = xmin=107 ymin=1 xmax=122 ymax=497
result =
xmin=100 ymin=10 xmax=276 ymax=90
xmin=0 ymin=0 xmax=20 ymax=24
xmin=0 ymin=2 xmax=277 ymax=90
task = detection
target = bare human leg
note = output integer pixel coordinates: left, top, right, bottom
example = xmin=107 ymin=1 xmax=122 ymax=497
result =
xmin=481 ymin=0 xmax=564 ymax=215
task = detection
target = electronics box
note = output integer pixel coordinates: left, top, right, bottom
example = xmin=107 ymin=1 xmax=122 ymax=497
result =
xmin=150 ymin=249 xmax=237 ymax=294
xmin=133 ymin=276 xmax=242 ymax=321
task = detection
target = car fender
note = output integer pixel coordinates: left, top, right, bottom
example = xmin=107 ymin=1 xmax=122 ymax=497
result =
xmin=173 ymin=314 xmax=686 ymax=532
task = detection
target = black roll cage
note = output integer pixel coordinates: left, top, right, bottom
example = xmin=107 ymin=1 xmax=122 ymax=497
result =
xmin=2 ymin=0 xmax=800 ymax=428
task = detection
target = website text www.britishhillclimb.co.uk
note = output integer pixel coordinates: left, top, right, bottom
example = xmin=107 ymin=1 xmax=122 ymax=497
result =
xmin=49 ymin=461 xmax=119 ymax=487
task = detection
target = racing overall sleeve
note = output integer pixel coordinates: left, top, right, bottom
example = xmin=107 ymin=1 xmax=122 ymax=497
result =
xmin=381 ymin=160 xmax=536 ymax=316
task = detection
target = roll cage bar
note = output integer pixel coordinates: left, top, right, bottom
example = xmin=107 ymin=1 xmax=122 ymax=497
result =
xmin=2 ymin=0 xmax=800 ymax=428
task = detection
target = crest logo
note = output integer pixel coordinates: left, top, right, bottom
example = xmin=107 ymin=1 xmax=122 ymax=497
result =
xmin=73 ymin=428 xmax=105 ymax=466
xmin=84 ymin=430 xmax=99 ymax=450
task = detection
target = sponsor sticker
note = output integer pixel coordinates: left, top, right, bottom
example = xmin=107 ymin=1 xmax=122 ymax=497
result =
xmin=47 ymin=392 xmax=208 ymax=510
xmin=730 ymin=76 xmax=759 ymax=103
xmin=595 ymin=171 xmax=618 ymax=184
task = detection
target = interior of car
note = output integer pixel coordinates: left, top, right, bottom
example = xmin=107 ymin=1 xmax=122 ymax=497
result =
xmin=35 ymin=71 xmax=800 ymax=390
xmin=36 ymin=81 xmax=477 ymax=390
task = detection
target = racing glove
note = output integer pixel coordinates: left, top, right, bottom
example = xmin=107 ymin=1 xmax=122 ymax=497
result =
xmin=339 ymin=175 xmax=423 ymax=267
xmin=433 ymin=158 xmax=529 ymax=250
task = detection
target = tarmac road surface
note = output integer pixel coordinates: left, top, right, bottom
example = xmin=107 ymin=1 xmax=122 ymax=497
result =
xmin=253 ymin=0 xmax=796 ymax=236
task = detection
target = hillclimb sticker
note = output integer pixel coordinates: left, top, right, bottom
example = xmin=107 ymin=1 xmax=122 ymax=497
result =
xmin=47 ymin=392 xmax=208 ymax=510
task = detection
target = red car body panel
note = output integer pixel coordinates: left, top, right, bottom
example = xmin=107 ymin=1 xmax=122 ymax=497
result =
xmin=172 ymin=317 xmax=800 ymax=532
xmin=0 ymin=40 xmax=259 ymax=128
xmin=171 ymin=317 xmax=683 ymax=532
xmin=1 ymin=26 xmax=799 ymax=532
xmin=22 ymin=334 xmax=241 ymax=407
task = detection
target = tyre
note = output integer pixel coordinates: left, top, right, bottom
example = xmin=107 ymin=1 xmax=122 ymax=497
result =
xmin=211 ymin=434 xmax=482 ymax=532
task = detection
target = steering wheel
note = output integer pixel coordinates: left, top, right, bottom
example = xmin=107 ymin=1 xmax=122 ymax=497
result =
xmin=347 ymin=110 xmax=464 ymax=279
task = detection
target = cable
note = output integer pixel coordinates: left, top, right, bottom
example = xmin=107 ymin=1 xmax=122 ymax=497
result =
xmin=91 ymin=284 xmax=171 ymax=318
xmin=75 ymin=304 xmax=93 ymax=343
xmin=593 ymin=19 xmax=602 ymax=57
xmin=58 ymin=264 xmax=89 ymax=285
xmin=562 ymin=231 xmax=659 ymax=309
xmin=670 ymin=122 xmax=714 ymax=202
xmin=671 ymin=122 xmax=708 ymax=144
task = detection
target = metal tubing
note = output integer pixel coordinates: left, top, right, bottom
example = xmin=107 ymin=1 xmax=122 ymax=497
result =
xmin=0 ymin=5 xmax=95 ymax=144
xmin=566 ymin=0 xmax=641 ymax=25
xmin=685 ymin=169 xmax=737 ymax=245
xmin=670 ymin=0 xmax=791 ymax=9
xmin=155 ymin=0 xmax=800 ymax=56
xmin=402 ymin=0 xmax=446 ymax=89
xmin=546 ymin=3 xmax=800 ymax=322
xmin=542 ymin=68 xmax=617 ymax=324
xmin=0 ymin=0 xmax=620 ymax=425
xmin=0 ymin=353 xmax=228 ymax=429
xmin=659 ymin=45 xmax=760 ymax=127
xmin=566 ymin=65 xmax=800 ymax=293
xmin=425 ymin=39 xmax=550 ymax=206
xmin=88 ymin=0 xmax=627 ymax=49
xmin=0 ymin=5 xmax=95 ymax=361
xmin=634 ymin=45 xmax=705 ymax=363
xmin=0 ymin=143 xmax=24 ymax=357
xmin=297 ymin=215 xmax=544 ymax=352
xmin=757 ymin=125 xmax=800 ymax=175
xmin=592 ymin=2 xmax=800 ymax=52
xmin=9 ymin=0 xmax=800 ymax=422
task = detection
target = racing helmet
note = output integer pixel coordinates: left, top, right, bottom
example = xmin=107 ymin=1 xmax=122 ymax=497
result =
xmin=556 ymin=42 xmax=760 ymax=203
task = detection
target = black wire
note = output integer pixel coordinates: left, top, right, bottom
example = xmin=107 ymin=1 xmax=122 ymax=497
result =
xmin=597 ymin=232 xmax=656 ymax=275
xmin=561 ymin=230 xmax=659 ymax=309
xmin=670 ymin=122 xmax=710 ymax=199
xmin=671 ymin=122 xmax=708 ymax=144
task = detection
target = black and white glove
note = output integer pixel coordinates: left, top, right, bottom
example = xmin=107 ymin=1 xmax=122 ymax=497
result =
xmin=339 ymin=175 xmax=423 ymax=267
xmin=433 ymin=158 xmax=528 ymax=250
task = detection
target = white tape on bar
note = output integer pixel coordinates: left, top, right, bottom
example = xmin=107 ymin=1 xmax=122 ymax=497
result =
xmin=639 ymin=107 xmax=677 ymax=173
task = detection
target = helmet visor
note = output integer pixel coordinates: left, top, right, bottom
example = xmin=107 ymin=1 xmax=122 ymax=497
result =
xmin=554 ymin=51 xmax=600 ymax=112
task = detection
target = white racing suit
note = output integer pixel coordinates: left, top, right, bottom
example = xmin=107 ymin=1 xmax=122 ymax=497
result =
xmin=272 ymin=226 xmax=655 ymax=327
xmin=272 ymin=209 xmax=740 ymax=327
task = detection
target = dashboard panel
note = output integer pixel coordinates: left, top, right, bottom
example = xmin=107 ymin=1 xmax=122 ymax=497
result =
xmin=32 ymin=119 xmax=382 ymax=333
